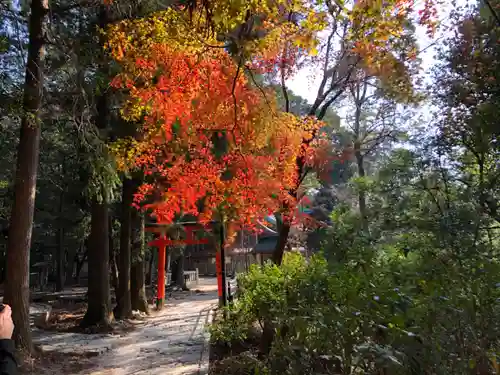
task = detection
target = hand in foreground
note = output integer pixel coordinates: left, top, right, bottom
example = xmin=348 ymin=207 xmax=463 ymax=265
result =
xmin=0 ymin=305 xmax=14 ymax=340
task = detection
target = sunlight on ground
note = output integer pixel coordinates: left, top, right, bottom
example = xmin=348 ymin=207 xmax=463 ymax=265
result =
xmin=30 ymin=278 xmax=218 ymax=375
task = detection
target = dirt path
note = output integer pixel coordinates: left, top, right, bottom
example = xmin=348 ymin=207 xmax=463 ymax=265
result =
xmin=31 ymin=278 xmax=218 ymax=375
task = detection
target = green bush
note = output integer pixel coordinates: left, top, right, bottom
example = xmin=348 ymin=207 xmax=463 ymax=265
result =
xmin=210 ymin=252 xmax=500 ymax=375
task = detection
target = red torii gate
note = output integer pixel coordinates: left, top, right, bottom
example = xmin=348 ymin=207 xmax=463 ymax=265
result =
xmin=146 ymin=222 xmax=225 ymax=310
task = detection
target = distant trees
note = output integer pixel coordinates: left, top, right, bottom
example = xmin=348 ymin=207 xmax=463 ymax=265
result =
xmin=433 ymin=1 xmax=500 ymax=224
xmin=269 ymin=0 xmax=438 ymax=264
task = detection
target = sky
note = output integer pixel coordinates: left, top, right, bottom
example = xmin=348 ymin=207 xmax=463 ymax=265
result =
xmin=286 ymin=0 xmax=471 ymax=110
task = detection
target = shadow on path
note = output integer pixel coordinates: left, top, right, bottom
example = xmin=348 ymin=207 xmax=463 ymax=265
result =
xmin=32 ymin=278 xmax=219 ymax=375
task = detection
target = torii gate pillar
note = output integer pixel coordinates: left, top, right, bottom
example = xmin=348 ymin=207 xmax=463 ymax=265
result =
xmin=146 ymin=223 xmax=213 ymax=311
xmin=148 ymin=234 xmax=168 ymax=310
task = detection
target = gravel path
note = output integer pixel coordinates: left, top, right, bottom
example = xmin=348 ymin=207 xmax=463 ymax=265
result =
xmin=31 ymin=278 xmax=218 ymax=375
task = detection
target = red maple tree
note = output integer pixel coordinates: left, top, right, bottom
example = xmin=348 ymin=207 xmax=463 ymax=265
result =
xmin=110 ymin=43 xmax=325 ymax=237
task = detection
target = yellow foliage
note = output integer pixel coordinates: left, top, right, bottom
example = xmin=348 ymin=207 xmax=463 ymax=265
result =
xmin=105 ymin=0 xmax=437 ymax=222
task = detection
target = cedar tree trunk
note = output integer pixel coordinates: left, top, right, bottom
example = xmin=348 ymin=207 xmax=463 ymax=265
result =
xmin=355 ymin=144 xmax=368 ymax=231
xmin=109 ymin=215 xmax=119 ymax=295
xmin=55 ymin=188 xmax=65 ymax=292
xmin=114 ymin=178 xmax=133 ymax=319
xmin=81 ymin=4 xmax=114 ymax=328
xmin=146 ymin=252 xmax=154 ymax=286
xmin=353 ymin=98 xmax=368 ymax=232
xmin=3 ymin=0 xmax=48 ymax=353
xmin=131 ymin=207 xmax=148 ymax=313
xmin=81 ymin=201 xmax=113 ymax=328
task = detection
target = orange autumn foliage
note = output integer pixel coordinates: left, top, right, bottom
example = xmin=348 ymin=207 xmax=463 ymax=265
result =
xmin=106 ymin=0 xmax=438 ymax=240
xmin=109 ymin=43 xmax=324 ymax=231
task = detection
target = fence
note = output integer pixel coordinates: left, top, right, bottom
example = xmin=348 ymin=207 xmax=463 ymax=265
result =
xmin=166 ymin=269 xmax=199 ymax=285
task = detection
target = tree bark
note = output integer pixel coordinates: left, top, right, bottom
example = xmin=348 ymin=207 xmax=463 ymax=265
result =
xmin=264 ymin=219 xmax=291 ymax=354
xmin=114 ymin=178 xmax=134 ymax=319
xmin=55 ymin=227 xmax=65 ymax=292
xmin=131 ymin=260 xmax=148 ymax=313
xmin=271 ymin=215 xmax=291 ymax=265
xmin=146 ymin=251 xmax=154 ymax=286
xmin=81 ymin=13 xmax=113 ymax=320
xmin=80 ymin=3 xmax=114 ymax=328
xmin=109 ymin=215 xmax=119 ymax=295
xmin=352 ymin=86 xmax=368 ymax=232
xmin=271 ymin=51 xmax=356 ymax=265
xmin=3 ymin=0 xmax=48 ymax=353
xmin=55 ymin=188 xmax=65 ymax=292
xmin=131 ymin=207 xmax=148 ymax=313
xmin=354 ymin=144 xmax=368 ymax=231
xmin=81 ymin=201 xmax=113 ymax=328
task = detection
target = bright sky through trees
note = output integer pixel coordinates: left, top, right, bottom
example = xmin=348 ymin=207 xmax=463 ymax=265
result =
xmin=288 ymin=0 xmax=470 ymax=112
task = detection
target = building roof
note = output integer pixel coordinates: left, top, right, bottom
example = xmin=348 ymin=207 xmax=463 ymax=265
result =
xmin=253 ymin=235 xmax=278 ymax=254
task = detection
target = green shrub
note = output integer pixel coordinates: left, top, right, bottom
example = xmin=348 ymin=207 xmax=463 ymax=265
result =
xmin=210 ymin=252 xmax=500 ymax=375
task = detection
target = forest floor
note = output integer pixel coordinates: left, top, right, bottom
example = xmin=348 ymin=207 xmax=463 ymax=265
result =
xmin=20 ymin=278 xmax=218 ymax=375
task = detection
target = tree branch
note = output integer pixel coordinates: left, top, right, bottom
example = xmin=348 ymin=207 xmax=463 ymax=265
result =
xmin=483 ymin=0 xmax=500 ymax=26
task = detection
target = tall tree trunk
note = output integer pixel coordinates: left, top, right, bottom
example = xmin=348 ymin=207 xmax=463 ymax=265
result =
xmin=146 ymin=251 xmax=154 ymax=285
xmin=55 ymin=227 xmax=65 ymax=292
xmin=264 ymin=217 xmax=290 ymax=355
xmin=4 ymin=0 xmax=48 ymax=353
xmin=354 ymin=144 xmax=368 ymax=231
xmin=114 ymin=178 xmax=133 ymax=319
xmin=109 ymin=215 xmax=118 ymax=294
xmin=271 ymin=65 xmax=354 ymax=265
xmin=271 ymin=213 xmax=291 ymax=265
xmin=55 ymin=187 xmax=65 ymax=292
xmin=353 ymin=92 xmax=368 ymax=232
xmin=81 ymin=4 xmax=113 ymax=326
xmin=131 ymin=207 xmax=148 ymax=313
xmin=81 ymin=201 xmax=113 ymax=328
xmin=80 ymin=3 xmax=115 ymax=328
